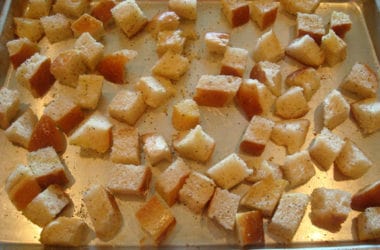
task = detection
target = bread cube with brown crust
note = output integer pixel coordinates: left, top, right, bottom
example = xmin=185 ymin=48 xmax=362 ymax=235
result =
xmin=253 ymin=29 xmax=284 ymax=63
xmin=275 ymin=86 xmax=309 ymax=119
xmin=135 ymin=76 xmax=175 ymax=108
xmin=321 ymin=29 xmax=347 ymax=66
xmin=156 ymin=30 xmax=186 ymax=56
xmin=111 ymin=126 xmax=140 ymax=165
xmin=281 ymin=151 xmax=315 ymax=188
xmin=351 ymin=180 xmax=380 ymax=211
xmin=152 ymin=50 xmax=190 ymax=80
xmin=296 ymin=13 xmax=325 ymax=44
xmin=14 ymin=18 xmax=44 ymax=42
xmin=6 ymin=38 xmax=39 ymax=68
xmin=41 ymin=14 xmax=73 ymax=43
xmin=109 ymin=90 xmax=146 ymax=125
xmin=330 ymin=11 xmax=352 ymax=38
xmin=147 ymin=11 xmax=180 ymax=38
xmin=0 ymin=87 xmax=20 ymax=129
xmin=90 ymin=0 xmax=116 ymax=25
xmin=142 ymin=133 xmax=171 ymax=165
xmin=221 ymin=0 xmax=250 ymax=27
xmin=351 ymin=98 xmax=380 ymax=134
xmin=205 ymin=32 xmax=230 ymax=54
xmin=24 ymin=0 xmax=52 ymax=19
xmin=5 ymin=108 xmax=37 ymax=148
xmin=172 ymin=99 xmax=200 ymax=131
xmin=236 ymin=211 xmax=264 ymax=246
xmin=323 ymin=89 xmax=349 ymax=130
xmin=168 ymin=0 xmax=197 ymax=20
xmin=357 ymin=207 xmax=380 ymax=241
xmin=285 ymin=67 xmax=320 ymax=101
xmin=280 ymin=0 xmax=321 ymax=15
xmin=220 ymin=47 xmax=248 ymax=77
xmin=246 ymin=159 xmax=283 ymax=183
xmin=250 ymin=61 xmax=282 ymax=96
xmin=71 ymin=14 xmax=105 ymax=40
xmin=286 ymin=35 xmax=325 ymax=67
xmin=74 ymin=33 xmax=104 ymax=71
xmin=53 ymin=0 xmax=88 ymax=18
xmin=250 ymin=0 xmax=279 ymax=30
xmin=75 ymin=74 xmax=103 ymax=110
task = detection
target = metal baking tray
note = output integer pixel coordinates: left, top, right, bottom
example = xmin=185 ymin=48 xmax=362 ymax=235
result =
xmin=1 ymin=0 xmax=380 ymax=248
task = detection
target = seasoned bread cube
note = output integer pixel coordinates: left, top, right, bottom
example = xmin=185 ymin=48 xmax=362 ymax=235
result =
xmin=220 ymin=47 xmax=248 ymax=77
xmin=286 ymin=35 xmax=325 ymax=67
xmin=207 ymin=153 xmax=253 ymax=189
xmin=147 ymin=11 xmax=180 ymax=38
xmin=136 ymin=196 xmax=176 ymax=244
xmin=108 ymin=90 xmax=146 ymax=125
xmin=168 ymin=0 xmax=197 ymax=20
xmin=250 ymin=0 xmax=279 ymax=30
xmin=155 ymin=158 xmax=191 ymax=206
xmin=69 ymin=112 xmax=112 ymax=153
xmin=135 ymin=76 xmax=175 ymax=108
xmin=281 ymin=151 xmax=315 ymax=188
xmin=351 ymin=98 xmax=380 ymax=134
xmin=253 ymin=29 xmax=284 ymax=63
xmin=172 ymin=99 xmax=200 ymax=131
xmin=240 ymin=115 xmax=274 ymax=156
xmin=53 ymin=0 xmax=88 ymax=18
xmin=246 ymin=159 xmax=283 ymax=183
xmin=285 ymin=67 xmax=320 ymax=101
xmin=23 ymin=185 xmax=70 ymax=227
xmin=340 ymin=63 xmax=378 ymax=99
xmin=15 ymin=53 xmax=55 ymax=97
xmin=236 ymin=211 xmax=264 ymax=246
xmin=107 ymin=164 xmax=151 ymax=196
xmin=357 ymin=207 xmax=380 ymax=241
xmin=241 ymin=177 xmax=288 ymax=217
xmin=83 ymin=185 xmax=122 ymax=240
xmin=330 ymin=11 xmax=352 ymax=38
xmin=321 ymin=29 xmax=347 ymax=66
xmin=152 ymin=50 xmax=190 ymax=80
xmin=0 ymin=88 xmax=20 ymax=129
xmin=24 ymin=0 xmax=52 ymax=19
xmin=193 ymin=75 xmax=242 ymax=107
xmin=308 ymin=127 xmax=344 ymax=169
xmin=40 ymin=14 xmax=73 ymax=43
xmin=5 ymin=164 xmax=42 ymax=210
xmin=111 ymin=0 xmax=148 ymax=38
xmin=268 ymin=193 xmax=309 ymax=242
xmin=71 ymin=14 xmax=105 ymax=40
xmin=142 ymin=133 xmax=171 ymax=165
xmin=221 ymin=0 xmax=250 ymax=27
xmin=14 ymin=17 xmax=44 ymax=42
xmin=5 ymin=108 xmax=37 ymax=148
xmin=351 ymin=180 xmax=380 ymax=211
xmin=205 ymin=32 xmax=230 ymax=54
xmin=40 ymin=217 xmax=91 ymax=246
xmin=111 ymin=126 xmax=140 ymax=164
xmin=275 ymin=86 xmax=309 ymax=119
xmin=296 ymin=13 xmax=325 ymax=44
xmin=75 ymin=74 xmax=103 ymax=110
xmin=250 ymin=61 xmax=282 ymax=96
xmin=207 ymin=188 xmax=240 ymax=230
xmin=6 ymin=38 xmax=39 ymax=68
xmin=323 ymin=89 xmax=349 ymax=130
xmin=179 ymin=171 xmax=216 ymax=214
xmin=90 ymin=0 xmax=116 ymax=25
xmin=280 ymin=0 xmax=320 ymax=15
xmin=156 ymin=30 xmax=186 ymax=56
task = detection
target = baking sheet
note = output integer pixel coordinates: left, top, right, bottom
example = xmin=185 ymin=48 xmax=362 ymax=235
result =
xmin=0 ymin=0 xmax=380 ymax=248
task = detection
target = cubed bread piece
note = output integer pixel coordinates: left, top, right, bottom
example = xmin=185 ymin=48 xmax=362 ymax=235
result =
xmin=208 ymin=188 xmax=240 ymax=230
xmin=155 ymin=158 xmax=191 ymax=206
xmin=168 ymin=0 xmax=197 ymax=20
xmin=268 ymin=193 xmax=309 ymax=243
xmin=207 ymin=153 xmax=253 ymax=189
xmin=253 ymin=29 xmax=284 ymax=63
xmin=296 ymin=13 xmax=325 ymax=44
xmin=357 ymin=207 xmax=380 ymax=241
xmin=241 ymin=177 xmax=288 ymax=217
xmin=44 ymin=95 xmax=85 ymax=134
xmin=147 ymin=11 xmax=180 ymax=38
xmin=156 ymin=29 xmax=186 ymax=56
xmin=323 ymin=89 xmax=349 ymax=130
xmin=152 ymin=50 xmax=190 ymax=80
xmin=351 ymin=180 xmax=380 ymax=211
xmin=24 ymin=0 xmax=52 ymax=19
xmin=193 ymin=75 xmax=242 ymax=107
xmin=90 ymin=0 xmax=116 ymax=25
xmin=75 ymin=74 xmax=103 ymax=110
xmin=281 ymin=151 xmax=315 ymax=188
xmin=340 ymin=63 xmax=378 ymax=99
xmin=14 ymin=17 xmax=44 ymax=42
xmin=142 ymin=133 xmax=171 ymax=165
xmin=83 ymin=185 xmax=122 ymax=240
xmin=69 ymin=112 xmax=112 ymax=153
xmin=205 ymin=32 xmax=230 ymax=54
xmin=250 ymin=0 xmax=279 ymax=30
xmin=23 ymin=185 xmax=70 ymax=227
xmin=108 ymin=90 xmax=146 ymax=125
xmin=41 ymin=14 xmax=73 ymax=43
xmin=240 ymin=115 xmax=274 ymax=156
xmin=135 ymin=76 xmax=175 ymax=108
xmin=97 ymin=49 xmax=137 ymax=84
xmin=280 ymin=0 xmax=320 ymax=15
xmin=111 ymin=0 xmax=148 ymax=38
xmin=40 ymin=217 xmax=91 ymax=247
xmin=250 ymin=61 xmax=282 ymax=96
xmin=6 ymin=38 xmax=40 ymax=68
xmin=220 ymin=47 xmax=249 ymax=77
xmin=71 ymin=14 xmax=105 ymax=40
xmin=179 ymin=171 xmax=216 ymax=214
xmin=136 ymin=196 xmax=176 ymax=244
xmin=308 ymin=127 xmax=344 ymax=169
xmin=172 ymin=99 xmax=200 ymax=131
xmin=111 ymin=126 xmax=140 ymax=164
xmin=246 ymin=159 xmax=283 ymax=182
xmin=5 ymin=164 xmax=42 ymax=210
xmin=5 ymin=108 xmax=37 ymax=148
xmin=275 ymin=86 xmax=309 ymax=119
xmin=236 ymin=211 xmax=264 ymax=246
xmin=107 ymin=164 xmax=151 ymax=196
xmin=28 ymin=147 xmax=69 ymax=188
xmin=335 ymin=139 xmax=372 ymax=179
xmin=53 ymin=0 xmax=88 ymax=18
xmin=321 ymin=29 xmax=347 ymax=66
xmin=351 ymin=98 xmax=380 ymax=134
xmin=0 ymin=87 xmax=20 ymax=129
xmin=173 ymin=125 xmax=215 ymax=162
xmin=221 ymin=0 xmax=250 ymax=27
xmin=330 ymin=11 xmax=352 ymax=38
xmin=15 ymin=53 xmax=55 ymax=97
xmin=285 ymin=35 xmax=325 ymax=67
xmin=285 ymin=67 xmax=320 ymax=101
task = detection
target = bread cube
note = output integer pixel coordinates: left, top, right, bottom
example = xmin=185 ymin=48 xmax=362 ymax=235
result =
xmin=152 ymin=50 xmax=190 ymax=80
xmin=6 ymin=38 xmax=40 ymax=68
xmin=71 ymin=14 xmax=105 ymax=40
xmin=207 ymin=153 xmax=253 ymax=189
xmin=220 ymin=47 xmax=249 ymax=77
xmin=90 ymin=0 xmax=116 ymax=26
xmin=83 ymin=185 xmax=122 ymax=240
xmin=5 ymin=108 xmax=37 ymax=148
xmin=268 ymin=193 xmax=309 ymax=242
xmin=110 ymin=126 xmax=140 ymax=165
xmin=221 ymin=0 xmax=250 ymax=27
xmin=246 ymin=159 xmax=283 ymax=183
xmin=285 ymin=35 xmax=325 ymax=67
xmin=75 ymin=74 xmax=103 ymax=110
xmin=250 ymin=0 xmax=278 ymax=30
xmin=156 ymin=30 xmax=186 ymax=56
xmin=15 ymin=53 xmax=55 ymax=97
xmin=172 ymin=99 xmax=200 ymax=131
xmin=321 ymin=29 xmax=347 ymax=66
xmin=351 ymin=98 xmax=380 ymax=134
xmin=285 ymin=67 xmax=320 ymax=101
xmin=357 ymin=207 xmax=380 ymax=241
xmin=111 ymin=0 xmax=148 ymax=38
xmin=308 ymin=127 xmax=344 ymax=170
xmin=236 ymin=211 xmax=264 ymax=246
xmin=0 ymin=87 xmax=20 ymax=129
xmin=24 ymin=0 xmax=52 ymax=19
xmin=173 ymin=125 xmax=215 ymax=162
xmin=250 ymin=61 xmax=282 ymax=96
xmin=107 ymin=164 xmax=151 ymax=196
xmin=241 ymin=177 xmax=288 ymax=217
xmin=207 ymin=188 xmax=240 ymax=230
xmin=135 ymin=76 xmax=175 ymax=108
xmin=281 ymin=151 xmax=315 ymax=188
xmin=142 ymin=133 xmax=171 ymax=165
xmin=108 ymin=90 xmax=146 ymax=125
xmin=40 ymin=217 xmax=91 ymax=247
xmin=53 ymin=0 xmax=88 ymax=18
xmin=205 ymin=32 xmax=230 ymax=54
xmin=23 ymin=185 xmax=70 ymax=227
xmin=275 ymin=86 xmax=309 ymax=119
xmin=330 ymin=11 xmax=352 ymax=38
xmin=341 ymin=63 xmax=378 ymax=99
xmin=69 ymin=112 xmax=112 ymax=153
xmin=179 ymin=172 xmax=216 ymax=214
xmin=136 ymin=196 xmax=176 ymax=244
xmin=240 ymin=115 xmax=274 ymax=156
xmin=323 ymin=89 xmax=349 ymax=130
xmin=351 ymin=180 xmax=380 ymax=211
xmin=280 ymin=0 xmax=320 ymax=15
xmin=41 ymin=14 xmax=73 ymax=43
xmin=193 ymin=75 xmax=242 ymax=107
xmin=296 ymin=13 xmax=325 ymax=44
xmin=253 ymin=29 xmax=284 ymax=63
xmin=155 ymin=158 xmax=191 ymax=206
xmin=14 ymin=17 xmax=44 ymax=42
xmin=147 ymin=11 xmax=180 ymax=38
xmin=168 ymin=0 xmax=197 ymax=20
